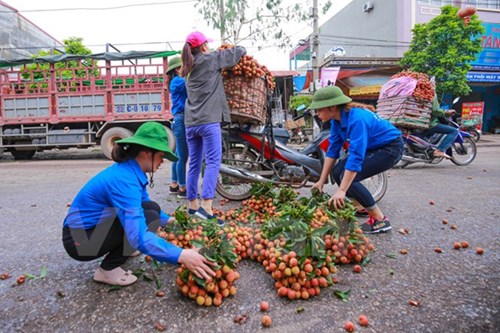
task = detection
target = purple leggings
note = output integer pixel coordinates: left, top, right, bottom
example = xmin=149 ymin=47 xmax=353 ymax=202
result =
xmin=185 ymin=123 xmax=222 ymax=200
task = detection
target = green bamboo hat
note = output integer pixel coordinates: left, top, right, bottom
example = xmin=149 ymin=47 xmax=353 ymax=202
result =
xmin=116 ymin=122 xmax=178 ymax=161
xmin=167 ymin=57 xmax=182 ymax=73
xmin=309 ymin=86 xmax=352 ymax=110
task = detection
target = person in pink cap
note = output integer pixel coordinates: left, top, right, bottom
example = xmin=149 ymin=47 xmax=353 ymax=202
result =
xmin=181 ymin=32 xmax=246 ymax=224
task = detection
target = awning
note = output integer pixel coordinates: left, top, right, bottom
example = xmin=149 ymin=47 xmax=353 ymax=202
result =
xmin=349 ymin=85 xmax=384 ymax=96
xmin=270 ymin=70 xmax=300 ymax=77
xmin=0 ymin=50 xmax=180 ymax=67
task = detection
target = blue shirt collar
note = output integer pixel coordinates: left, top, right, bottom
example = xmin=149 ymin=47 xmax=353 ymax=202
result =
xmin=125 ymin=159 xmax=149 ymax=187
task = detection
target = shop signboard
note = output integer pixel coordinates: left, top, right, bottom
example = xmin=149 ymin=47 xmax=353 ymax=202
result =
xmin=462 ymin=102 xmax=484 ymax=131
xmin=471 ymin=22 xmax=500 ymax=71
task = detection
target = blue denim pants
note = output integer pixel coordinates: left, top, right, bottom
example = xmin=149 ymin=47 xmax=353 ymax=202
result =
xmin=333 ymin=137 xmax=404 ymax=209
xmin=185 ymin=123 xmax=222 ymax=201
xmin=425 ymin=123 xmax=459 ymax=152
xmin=171 ymin=113 xmax=189 ymax=186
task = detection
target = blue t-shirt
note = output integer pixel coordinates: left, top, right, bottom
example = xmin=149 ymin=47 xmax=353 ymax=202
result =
xmin=170 ymin=76 xmax=187 ymax=116
xmin=326 ymin=107 xmax=401 ymax=172
xmin=63 ymin=159 xmax=182 ymax=264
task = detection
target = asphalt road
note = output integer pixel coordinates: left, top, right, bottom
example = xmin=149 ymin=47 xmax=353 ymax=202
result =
xmin=0 ymin=136 xmax=499 ymax=333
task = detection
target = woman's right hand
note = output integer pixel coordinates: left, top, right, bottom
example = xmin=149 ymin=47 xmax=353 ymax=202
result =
xmin=178 ymin=248 xmax=217 ymax=281
xmin=312 ymin=181 xmax=324 ymax=193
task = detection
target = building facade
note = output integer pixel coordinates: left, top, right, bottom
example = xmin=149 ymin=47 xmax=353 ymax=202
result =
xmin=0 ymin=1 xmax=63 ymax=60
xmin=290 ymin=0 xmax=500 ymax=133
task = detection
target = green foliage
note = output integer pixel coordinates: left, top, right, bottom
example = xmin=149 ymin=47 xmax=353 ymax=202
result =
xmin=399 ymin=5 xmax=484 ymax=98
xmin=194 ymin=0 xmax=332 ymax=48
xmin=289 ymin=94 xmax=313 ymax=112
xmin=22 ymin=37 xmax=98 ymax=82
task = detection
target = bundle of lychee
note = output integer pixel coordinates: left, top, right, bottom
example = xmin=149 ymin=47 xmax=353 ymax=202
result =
xmin=391 ymin=70 xmax=435 ymax=101
xmin=219 ymin=44 xmax=276 ymax=91
xmin=262 ymin=247 xmax=336 ymax=300
xmin=160 ymin=207 xmax=208 ymax=249
xmin=176 ymin=263 xmax=240 ymax=307
xmin=325 ymin=234 xmax=374 ymax=265
xmin=175 ymin=224 xmax=240 ymax=307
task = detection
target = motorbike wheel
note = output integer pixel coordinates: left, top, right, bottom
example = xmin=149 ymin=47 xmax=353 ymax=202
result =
xmin=290 ymin=135 xmax=302 ymax=145
xmin=360 ymin=172 xmax=388 ymax=203
xmin=450 ymin=137 xmax=477 ymax=166
xmin=468 ymin=129 xmax=480 ymax=142
xmin=216 ymin=146 xmax=261 ymax=201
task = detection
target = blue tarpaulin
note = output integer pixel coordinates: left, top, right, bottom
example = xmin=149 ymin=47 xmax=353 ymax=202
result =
xmin=293 ymin=76 xmax=306 ymax=92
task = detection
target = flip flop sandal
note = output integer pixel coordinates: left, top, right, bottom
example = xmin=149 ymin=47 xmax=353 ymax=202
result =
xmin=93 ymin=267 xmax=138 ymax=286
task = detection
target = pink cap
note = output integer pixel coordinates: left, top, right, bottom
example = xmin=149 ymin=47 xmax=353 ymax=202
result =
xmin=186 ymin=31 xmax=213 ymax=48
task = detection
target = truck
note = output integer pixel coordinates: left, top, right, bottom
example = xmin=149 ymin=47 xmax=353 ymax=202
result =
xmin=0 ymin=50 xmax=178 ymax=160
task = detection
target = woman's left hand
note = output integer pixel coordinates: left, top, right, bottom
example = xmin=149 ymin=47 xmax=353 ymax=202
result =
xmin=168 ymin=216 xmax=176 ymax=224
xmin=328 ymin=189 xmax=346 ymax=210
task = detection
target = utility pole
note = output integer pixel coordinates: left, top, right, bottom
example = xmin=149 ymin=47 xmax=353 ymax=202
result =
xmin=311 ymin=0 xmax=320 ymax=92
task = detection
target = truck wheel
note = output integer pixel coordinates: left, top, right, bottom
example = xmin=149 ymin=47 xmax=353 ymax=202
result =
xmin=10 ymin=148 xmax=36 ymax=160
xmin=100 ymin=127 xmax=133 ymax=159
xmin=164 ymin=125 xmax=176 ymax=153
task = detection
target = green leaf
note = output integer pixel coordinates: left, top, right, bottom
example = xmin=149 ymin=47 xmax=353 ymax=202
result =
xmin=24 ymin=273 xmax=36 ymax=280
xmin=179 ymin=268 xmax=190 ymax=283
xmin=385 ymin=253 xmax=398 ymax=260
xmin=142 ymin=274 xmax=153 ymax=282
xmin=39 ymin=266 xmax=47 ymax=279
xmin=132 ymin=268 xmax=145 ymax=278
xmin=333 ymin=288 xmax=351 ymax=302
xmin=108 ymin=285 xmax=123 ymax=292
xmin=361 ymin=255 xmax=372 ymax=266
xmin=296 ymin=307 xmax=305 ymax=313
xmin=193 ymin=275 xmax=207 ymax=289
xmin=152 ymin=259 xmax=161 ymax=270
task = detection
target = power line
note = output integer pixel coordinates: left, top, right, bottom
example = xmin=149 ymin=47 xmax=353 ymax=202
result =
xmin=0 ymin=0 xmax=196 ymax=13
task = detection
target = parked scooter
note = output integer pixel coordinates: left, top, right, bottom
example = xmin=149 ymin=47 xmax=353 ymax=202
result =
xmin=218 ymin=115 xmax=388 ymax=202
xmin=396 ymin=115 xmax=477 ymax=168
xmin=459 ymin=117 xmax=481 ymax=142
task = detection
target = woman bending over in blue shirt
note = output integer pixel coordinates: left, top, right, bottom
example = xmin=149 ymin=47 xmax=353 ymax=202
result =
xmin=310 ymin=86 xmax=404 ymax=234
xmin=62 ymin=122 xmax=216 ymax=286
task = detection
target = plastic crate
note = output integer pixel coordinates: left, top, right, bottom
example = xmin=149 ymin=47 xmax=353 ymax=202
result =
xmin=376 ymin=96 xmax=432 ymax=130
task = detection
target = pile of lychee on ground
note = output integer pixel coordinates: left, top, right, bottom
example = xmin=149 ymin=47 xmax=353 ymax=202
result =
xmin=159 ymin=184 xmax=375 ymax=329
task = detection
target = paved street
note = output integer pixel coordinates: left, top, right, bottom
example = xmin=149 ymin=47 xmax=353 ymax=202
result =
xmin=0 ymin=135 xmax=499 ymax=333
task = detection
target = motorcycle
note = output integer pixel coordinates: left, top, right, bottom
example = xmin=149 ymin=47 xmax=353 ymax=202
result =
xmin=396 ymin=115 xmax=477 ymax=168
xmin=217 ymin=116 xmax=388 ymax=202
xmin=288 ymin=126 xmax=309 ymax=145
xmin=459 ymin=117 xmax=481 ymax=142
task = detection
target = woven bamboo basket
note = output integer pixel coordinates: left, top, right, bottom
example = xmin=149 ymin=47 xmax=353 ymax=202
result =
xmin=223 ymin=76 xmax=267 ymax=125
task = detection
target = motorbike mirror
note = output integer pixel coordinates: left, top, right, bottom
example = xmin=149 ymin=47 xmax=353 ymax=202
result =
xmin=452 ymin=97 xmax=460 ymax=104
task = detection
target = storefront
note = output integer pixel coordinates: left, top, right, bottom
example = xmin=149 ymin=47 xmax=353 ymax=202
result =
xmin=463 ymin=22 xmax=500 ymax=134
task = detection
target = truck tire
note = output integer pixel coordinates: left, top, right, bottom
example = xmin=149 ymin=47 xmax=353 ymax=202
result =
xmin=10 ymin=148 xmax=36 ymax=160
xmin=164 ymin=125 xmax=176 ymax=153
xmin=100 ymin=127 xmax=133 ymax=159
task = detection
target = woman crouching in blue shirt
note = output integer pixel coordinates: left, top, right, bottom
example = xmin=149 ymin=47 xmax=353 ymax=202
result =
xmin=62 ymin=122 xmax=216 ymax=286
xmin=311 ymin=86 xmax=403 ymax=234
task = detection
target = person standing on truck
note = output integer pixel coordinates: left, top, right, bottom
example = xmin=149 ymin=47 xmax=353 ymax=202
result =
xmin=62 ymin=122 xmax=216 ymax=286
xmin=166 ymin=56 xmax=189 ymax=198
xmin=310 ymin=86 xmax=404 ymax=234
xmin=181 ymin=31 xmax=246 ymax=224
